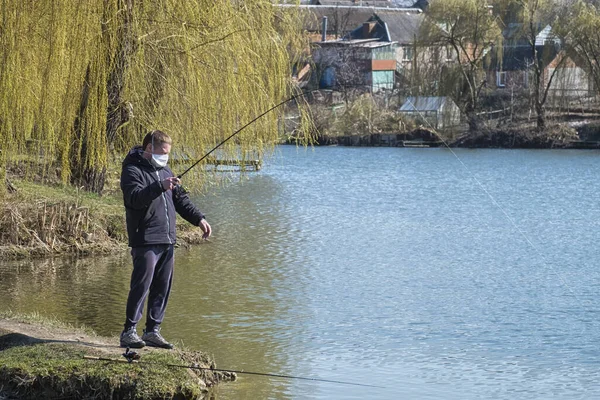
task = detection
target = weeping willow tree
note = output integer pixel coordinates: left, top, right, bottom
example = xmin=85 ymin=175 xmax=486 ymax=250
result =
xmin=0 ymin=0 xmax=310 ymax=194
xmin=421 ymin=0 xmax=503 ymax=131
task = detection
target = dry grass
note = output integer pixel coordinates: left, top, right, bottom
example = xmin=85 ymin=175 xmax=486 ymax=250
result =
xmin=1 ymin=173 xmax=206 ymax=259
xmin=1 ymin=178 xmax=126 ymax=259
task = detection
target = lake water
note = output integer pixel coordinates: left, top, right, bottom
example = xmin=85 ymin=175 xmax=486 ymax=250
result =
xmin=2 ymin=145 xmax=600 ymax=399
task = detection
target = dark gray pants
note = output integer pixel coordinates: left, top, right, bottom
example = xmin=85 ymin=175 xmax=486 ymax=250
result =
xmin=124 ymin=244 xmax=174 ymax=331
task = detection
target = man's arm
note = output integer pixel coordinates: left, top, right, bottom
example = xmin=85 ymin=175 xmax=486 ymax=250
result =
xmin=172 ymin=185 xmax=205 ymax=225
xmin=172 ymin=186 xmax=212 ymax=238
xmin=121 ymin=164 xmax=163 ymax=209
xmin=167 ymin=163 xmax=212 ymax=239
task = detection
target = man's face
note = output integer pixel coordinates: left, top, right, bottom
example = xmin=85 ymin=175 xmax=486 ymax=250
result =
xmin=145 ymin=142 xmax=171 ymax=155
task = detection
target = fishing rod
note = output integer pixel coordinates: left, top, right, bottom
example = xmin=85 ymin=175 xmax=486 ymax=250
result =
xmin=82 ymin=354 xmax=385 ymax=389
xmin=177 ymin=88 xmax=315 ymax=179
xmin=177 ymin=83 xmax=384 ymax=179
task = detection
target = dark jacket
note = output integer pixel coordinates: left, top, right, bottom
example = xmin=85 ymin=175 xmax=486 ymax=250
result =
xmin=121 ymin=146 xmax=205 ymax=247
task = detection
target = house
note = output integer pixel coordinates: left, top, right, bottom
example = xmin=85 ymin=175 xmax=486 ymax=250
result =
xmin=343 ymin=11 xmax=454 ymax=91
xmin=345 ymin=12 xmax=424 ymax=74
xmin=546 ymin=51 xmax=594 ymax=99
xmin=294 ymin=4 xmax=448 ymax=93
xmin=485 ymin=23 xmax=556 ymax=90
xmin=309 ymin=0 xmax=417 ymax=7
xmin=399 ymin=96 xmax=461 ymax=129
xmin=486 ymin=23 xmax=593 ymax=98
xmin=312 ymin=38 xmax=398 ymax=91
xmin=486 ymin=45 xmax=555 ymax=90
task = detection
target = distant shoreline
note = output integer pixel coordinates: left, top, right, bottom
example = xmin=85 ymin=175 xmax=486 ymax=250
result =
xmin=285 ymin=124 xmax=600 ymax=149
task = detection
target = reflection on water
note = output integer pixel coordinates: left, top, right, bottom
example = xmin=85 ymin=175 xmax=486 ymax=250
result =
xmin=170 ymin=174 xmax=313 ymax=399
xmin=2 ymin=146 xmax=600 ymax=399
xmin=0 ymin=256 xmax=130 ymax=329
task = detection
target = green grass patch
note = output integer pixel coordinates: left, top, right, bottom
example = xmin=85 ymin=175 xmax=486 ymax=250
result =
xmin=0 ymin=313 xmax=234 ymax=399
xmin=0 ymin=344 xmax=204 ymax=399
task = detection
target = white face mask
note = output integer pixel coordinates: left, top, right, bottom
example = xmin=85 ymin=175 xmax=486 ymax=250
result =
xmin=150 ymin=153 xmax=169 ymax=168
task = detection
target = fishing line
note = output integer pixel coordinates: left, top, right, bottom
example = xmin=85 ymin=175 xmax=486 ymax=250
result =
xmin=179 ymin=84 xmax=579 ymax=294
xmin=83 ymin=355 xmax=385 ymax=388
xmin=405 ymin=98 xmax=591 ymax=318
xmin=172 ymin=85 xmax=592 ymax=376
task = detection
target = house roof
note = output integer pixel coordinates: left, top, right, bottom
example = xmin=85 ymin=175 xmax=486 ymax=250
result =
xmin=303 ymin=7 xmax=376 ymax=36
xmin=502 ymin=23 xmax=558 ymax=46
xmin=400 ymin=96 xmax=455 ymax=112
xmin=394 ymin=0 xmax=418 ymax=6
xmin=345 ymin=11 xmax=424 ymax=44
xmin=487 ymin=45 xmax=559 ymax=71
xmin=297 ymin=6 xmax=421 ymax=38
xmin=412 ymin=0 xmax=428 ymax=10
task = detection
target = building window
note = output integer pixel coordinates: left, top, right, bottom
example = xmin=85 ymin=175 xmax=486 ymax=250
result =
xmin=496 ymin=71 xmax=507 ymax=87
xmin=445 ymin=46 xmax=453 ymax=62
xmin=403 ymin=47 xmax=413 ymax=61
xmin=523 ymin=70 xmax=529 ymax=89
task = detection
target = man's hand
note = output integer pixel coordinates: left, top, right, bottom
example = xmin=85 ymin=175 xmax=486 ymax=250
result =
xmin=161 ymin=177 xmax=181 ymax=191
xmin=199 ymin=219 xmax=212 ymax=240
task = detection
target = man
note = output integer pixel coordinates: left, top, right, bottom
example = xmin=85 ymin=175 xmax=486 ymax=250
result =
xmin=120 ymin=130 xmax=211 ymax=349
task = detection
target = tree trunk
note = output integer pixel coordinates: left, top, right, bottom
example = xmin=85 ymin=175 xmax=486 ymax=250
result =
xmin=533 ymin=68 xmax=546 ymax=130
xmin=465 ymin=92 xmax=479 ymax=132
xmin=536 ymin=101 xmax=546 ymax=130
xmin=106 ymin=0 xmax=136 ymax=146
xmin=70 ymin=0 xmax=136 ymax=194
xmin=71 ymin=64 xmax=107 ymax=194
xmin=467 ymin=112 xmax=479 ymax=132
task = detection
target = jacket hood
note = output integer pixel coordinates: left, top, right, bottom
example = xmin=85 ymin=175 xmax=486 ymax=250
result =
xmin=123 ymin=145 xmax=153 ymax=168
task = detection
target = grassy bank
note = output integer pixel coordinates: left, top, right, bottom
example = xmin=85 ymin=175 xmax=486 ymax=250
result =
xmin=1 ymin=177 xmax=206 ymax=260
xmin=0 ymin=312 xmax=234 ymax=400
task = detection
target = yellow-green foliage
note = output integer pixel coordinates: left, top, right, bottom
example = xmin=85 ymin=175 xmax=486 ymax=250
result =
xmin=0 ymin=1 xmax=309 ymax=192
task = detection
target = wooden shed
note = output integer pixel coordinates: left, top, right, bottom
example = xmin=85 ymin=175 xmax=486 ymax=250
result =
xmin=399 ymin=96 xmax=461 ymax=129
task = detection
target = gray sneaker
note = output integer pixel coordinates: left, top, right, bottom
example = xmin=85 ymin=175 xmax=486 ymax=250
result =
xmin=120 ymin=326 xmax=146 ymax=348
xmin=142 ymin=328 xmax=174 ymax=349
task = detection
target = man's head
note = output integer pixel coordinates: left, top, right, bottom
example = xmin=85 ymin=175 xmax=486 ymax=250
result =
xmin=143 ymin=130 xmax=172 ymax=154
xmin=142 ymin=130 xmax=172 ymax=167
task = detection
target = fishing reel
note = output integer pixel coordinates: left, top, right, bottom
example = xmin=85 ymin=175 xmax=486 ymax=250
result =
xmin=122 ymin=348 xmax=141 ymax=363
xmin=173 ymin=183 xmax=188 ymax=200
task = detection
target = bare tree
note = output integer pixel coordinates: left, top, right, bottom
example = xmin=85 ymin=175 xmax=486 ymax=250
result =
xmin=557 ymin=1 xmax=600 ymax=97
xmin=514 ymin=0 xmax=569 ymax=129
xmin=422 ymin=0 xmax=503 ymax=131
